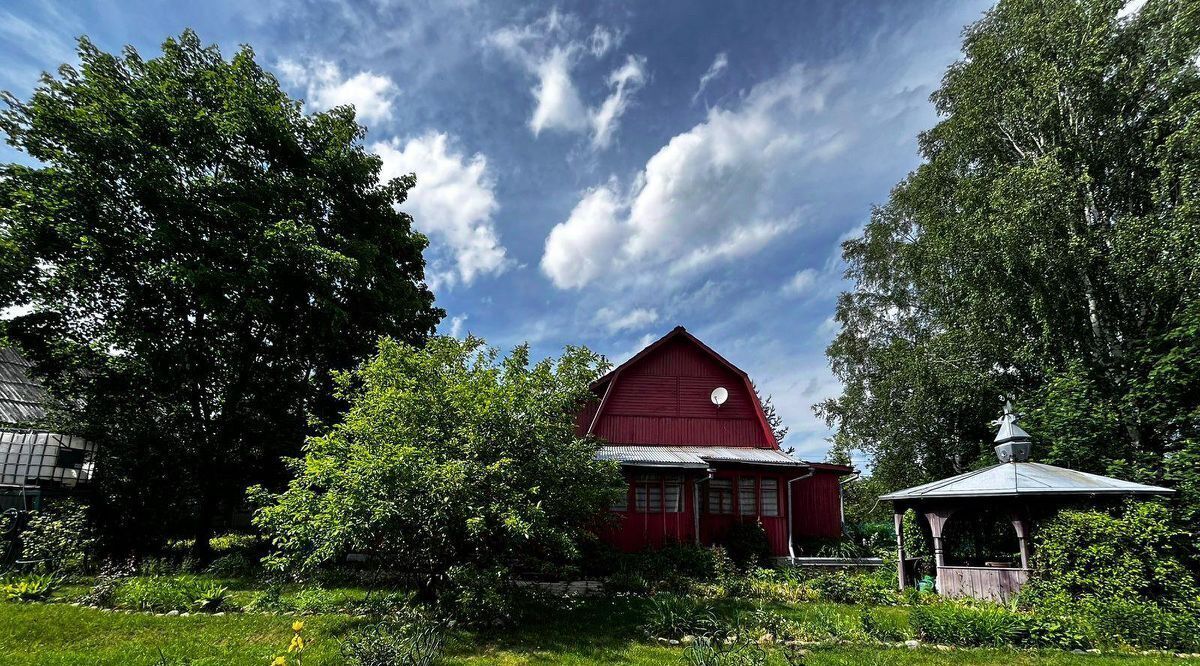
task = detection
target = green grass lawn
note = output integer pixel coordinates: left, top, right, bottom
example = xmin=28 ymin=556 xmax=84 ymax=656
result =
xmin=0 ymin=597 xmax=1196 ymax=666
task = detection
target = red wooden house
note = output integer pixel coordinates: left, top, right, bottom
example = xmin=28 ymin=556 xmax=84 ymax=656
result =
xmin=578 ymin=327 xmax=852 ymax=558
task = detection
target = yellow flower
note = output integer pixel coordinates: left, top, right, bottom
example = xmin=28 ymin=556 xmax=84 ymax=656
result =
xmin=271 ymin=657 xmax=287 ymax=666
xmin=288 ymin=635 xmax=305 ymax=652
xmin=292 ymin=620 xmax=305 ymax=633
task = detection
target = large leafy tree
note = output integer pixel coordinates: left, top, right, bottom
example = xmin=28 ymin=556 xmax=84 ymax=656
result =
xmin=251 ymin=336 xmax=624 ymax=595
xmin=0 ymin=31 xmax=443 ymax=554
xmin=822 ymin=0 xmax=1200 ymax=527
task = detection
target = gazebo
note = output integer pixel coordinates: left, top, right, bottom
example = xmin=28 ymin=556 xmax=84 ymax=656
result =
xmin=880 ymin=402 xmax=1173 ymax=602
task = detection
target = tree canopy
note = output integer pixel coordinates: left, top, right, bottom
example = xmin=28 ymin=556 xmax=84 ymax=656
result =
xmin=821 ymin=0 xmax=1200 ymax=529
xmin=0 ymin=31 xmax=443 ymax=553
xmin=251 ymin=336 xmax=624 ymax=595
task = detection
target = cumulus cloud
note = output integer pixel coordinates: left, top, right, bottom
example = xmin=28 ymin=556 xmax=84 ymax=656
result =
xmin=373 ymin=132 xmax=510 ymax=287
xmin=488 ymin=11 xmax=645 ymax=148
xmin=691 ymin=52 xmax=728 ymax=105
xmin=277 ymin=58 xmax=398 ymax=123
xmin=541 ymin=64 xmax=849 ymax=290
xmin=596 ymin=306 xmax=659 ymax=333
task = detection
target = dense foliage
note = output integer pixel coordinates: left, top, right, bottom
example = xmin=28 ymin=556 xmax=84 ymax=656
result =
xmin=251 ymin=336 xmax=624 ymax=598
xmin=820 ymin=0 xmax=1200 ymax=533
xmin=0 ymin=31 xmax=442 ymax=554
xmin=1023 ymin=503 xmax=1197 ymax=604
xmin=17 ymin=500 xmax=96 ymax=574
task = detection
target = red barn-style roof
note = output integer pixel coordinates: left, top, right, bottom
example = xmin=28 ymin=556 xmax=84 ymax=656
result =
xmin=581 ymin=326 xmax=781 ymax=450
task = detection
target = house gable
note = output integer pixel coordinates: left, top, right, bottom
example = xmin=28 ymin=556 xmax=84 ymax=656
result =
xmin=583 ymin=327 xmax=777 ymax=448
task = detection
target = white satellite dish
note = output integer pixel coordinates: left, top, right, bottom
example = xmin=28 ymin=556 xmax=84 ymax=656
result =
xmin=710 ymin=387 xmax=729 ymax=407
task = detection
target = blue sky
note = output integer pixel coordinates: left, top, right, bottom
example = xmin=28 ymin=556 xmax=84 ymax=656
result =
xmin=1 ymin=0 xmax=994 ymax=464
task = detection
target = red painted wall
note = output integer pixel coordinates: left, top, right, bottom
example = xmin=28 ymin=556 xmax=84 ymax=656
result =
xmin=790 ymin=471 xmax=844 ymax=539
xmin=605 ymin=469 xmax=795 ymax=556
xmin=589 ymin=336 xmax=771 ymax=447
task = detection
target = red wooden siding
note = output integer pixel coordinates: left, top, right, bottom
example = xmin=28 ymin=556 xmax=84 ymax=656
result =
xmin=606 ymin=469 xmax=794 ymax=556
xmin=590 ymin=336 xmax=770 ymax=447
xmin=790 ymin=471 xmax=844 ymax=539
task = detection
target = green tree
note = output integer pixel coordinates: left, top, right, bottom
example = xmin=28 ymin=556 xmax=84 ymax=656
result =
xmin=821 ymin=0 xmax=1200 ymax=527
xmin=0 ymin=31 xmax=442 ymax=555
xmin=251 ymin=336 xmax=624 ymax=597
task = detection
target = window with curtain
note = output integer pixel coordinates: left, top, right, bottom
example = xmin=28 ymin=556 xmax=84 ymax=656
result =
xmin=738 ymin=477 xmax=757 ymax=516
xmin=664 ymin=476 xmax=684 ymax=513
xmin=760 ymin=478 xmax=779 ymax=516
xmin=634 ymin=474 xmax=662 ymax=512
xmin=706 ymin=478 xmax=733 ymax=514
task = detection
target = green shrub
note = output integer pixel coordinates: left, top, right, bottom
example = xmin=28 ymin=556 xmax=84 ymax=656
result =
xmin=641 ymin=594 xmax=721 ymax=639
xmin=293 ymin=586 xmax=340 ymax=614
xmin=1025 ymin=503 xmax=1197 ymax=604
xmin=1017 ymin=612 xmax=1093 ymax=651
xmin=112 ymin=575 xmax=228 ymax=612
xmin=604 ymin=569 xmax=651 ymax=595
xmin=437 ymin=565 xmax=528 ymax=628
xmin=245 ymin=583 xmax=292 ymax=613
xmin=354 ymin=590 xmax=419 ymax=618
xmin=719 ymin=522 xmax=771 ymax=568
xmin=18 ymin=500 xmax=97 ymax=574
xmin=860 ymin=607 xmax=912 ymax=642
xmin=810 ymin=571 xmax=897 ymax=605
xmin=208 ymin=532 xmax=261 ymax=554
xmin=1080 ymin=598 xmax=1200 ymax=651
xmin=205 ymin=552 xmax=259 ymax=578
xmin=910 ymin=602 xmax=1020 ymax=647
xmin=681 ymin=633 xmax=766 ymax=666
xmin=788 ymin=604 xmax=864 ymax=642
xmin=1 ymin=573 xmax=61 ymax=602
xmin=340 ymin=622 xmax=444 ymax=666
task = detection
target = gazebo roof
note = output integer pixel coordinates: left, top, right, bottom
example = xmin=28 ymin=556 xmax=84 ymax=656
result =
xmin=881 ymin=400 xmax=1174 ymax=502
xmin=879 ymin=461 xmax=1174 ymax=501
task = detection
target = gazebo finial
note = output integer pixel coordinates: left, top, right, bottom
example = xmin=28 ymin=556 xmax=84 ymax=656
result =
xmin=992 ymin=398 xmax=1031 ymax=462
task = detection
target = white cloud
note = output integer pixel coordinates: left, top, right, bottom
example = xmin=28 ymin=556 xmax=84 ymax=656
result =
xmin=783 ymin=268 xmax=819 ymax=296
xmin=277 ymin=58 xmax=397 ymax=123
xmin=591 ymin=55 xmax=647 ymax=149
xmin=488 ymin=11 xmax=646 ymax=149
xmin=446 ymin=314 xmax=469 ymax=339
xmin=542 ymin=65 xmax=848 ymax=290
xmin=691 ymin=52 xmax=729 ymax=105
xmin=1117 ymin=0 xmax=1148 ymax=20
xmin=373 ymin=132 xmax=510 ymax=287
xmin=596 ymin=306 xmax=659 ymax=333
xmin=529 ymin=47 xmax=589 ymax=135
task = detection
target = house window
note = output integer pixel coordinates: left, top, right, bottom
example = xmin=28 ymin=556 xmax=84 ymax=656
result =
xmin=706 ymin=478 xmax=733 ymax=514
xmin=664 ymin=476 xmax=684 ymax=513
xmin=634 ymin=474 xmax=684 ymax=513
xmin=635 ymin=476 xmax=662 ymax=512
xmin=738 ymin=477 xmax=757 ymax=516
xmin=761 ymin=478 xmax=779 ymax=516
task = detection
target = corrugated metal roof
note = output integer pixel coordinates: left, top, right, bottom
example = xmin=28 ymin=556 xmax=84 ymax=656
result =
xmin=597 ymin=445 xmax=808 ymax=468
xmin=879 ymin=461 xmax=1174 ymax=501
xmin=0 ymin=348 xmax=47 ymax=425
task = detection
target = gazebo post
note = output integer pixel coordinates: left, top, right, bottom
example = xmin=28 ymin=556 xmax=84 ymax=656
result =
xmin=893 ymin=510 xmax=906 ymax=590
xmin=1011 ymin=514 xmax=1030 ymax=569
xmin=923 ymin=507 xmax=954 ymax=593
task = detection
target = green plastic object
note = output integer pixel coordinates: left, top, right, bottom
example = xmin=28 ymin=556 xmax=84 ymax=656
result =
xmin=918 ymin=575 xmax=936 ymax=593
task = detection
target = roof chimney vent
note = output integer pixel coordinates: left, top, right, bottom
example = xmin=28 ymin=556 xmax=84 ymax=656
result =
xmin=992 ymin=400 xmax=1031 ymax=463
